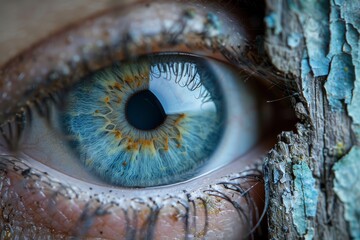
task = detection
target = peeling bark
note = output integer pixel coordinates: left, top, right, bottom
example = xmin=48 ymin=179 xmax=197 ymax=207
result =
xmin=263 ymin=0 xmax=358 ymax=239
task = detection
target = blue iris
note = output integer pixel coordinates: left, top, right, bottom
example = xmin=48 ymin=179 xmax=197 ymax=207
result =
xmin=61 ymin=54 xmax=225 ymax=187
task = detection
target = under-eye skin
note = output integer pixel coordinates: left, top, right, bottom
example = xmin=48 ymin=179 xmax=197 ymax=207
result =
xmin=0 ymin=0 xmax=296 ymax=239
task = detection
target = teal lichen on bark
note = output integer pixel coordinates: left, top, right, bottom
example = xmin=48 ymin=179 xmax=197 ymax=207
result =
xmin=324 ymin=53 xmax=355 ymax=110
xmin=292 ymin=162 xmax=319 ymax=238
xmin=264 ymin=12 xmax=282 ymax=35
xmin=346 ymin=23 xmax=359 ymax=136
xmin=292 ymin=0 xmax=357 ymax=111
xmin=329 ymin=1 xmax=360 ymax=239
xmin=324 ymin=0 xmax=356 ymax=111
xmin=349 ymin=74 xmax=360 ymax=139
xmin=343 ymin=1 xmax=360 ymax=139
xmin=331 ymin=1 xmax=360 ymax=237
xmin=333 ymin=146 xmax=360 ymax=239
xmin=288 ymin=0 xmax=330 ymax=77
xmin=287 ymin=32 xmax=302 ymax=48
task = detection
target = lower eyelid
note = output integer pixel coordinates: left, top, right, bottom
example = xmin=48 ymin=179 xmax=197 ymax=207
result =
xmin=0 ymin=1 xmax=277 ymax=238
xmin=0 ymin=149 xmax=266 ymax=238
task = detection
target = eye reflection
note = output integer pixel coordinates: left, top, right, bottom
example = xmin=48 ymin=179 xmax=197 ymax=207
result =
xmin=60 ymin=53 xmax=225 ymax=187
xmin=0 ymin=0 xmax=294 ymax=239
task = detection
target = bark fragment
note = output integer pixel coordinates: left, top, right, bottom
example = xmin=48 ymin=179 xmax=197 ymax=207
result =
xmin=264 ymin=0 xmax=357 ymax=239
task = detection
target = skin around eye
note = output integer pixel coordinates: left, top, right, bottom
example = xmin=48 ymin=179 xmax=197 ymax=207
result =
xmin=0 ymin=0 xmax=293 ymax=239
xmin=0 ymin=0 xmax=262 ymax=123
xmin=13 ymin=53 xmax=265 ymax=189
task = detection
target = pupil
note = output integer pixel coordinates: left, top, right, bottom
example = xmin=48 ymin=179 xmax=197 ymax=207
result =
xmin=125 ymin=90 xmax=167 ymax=130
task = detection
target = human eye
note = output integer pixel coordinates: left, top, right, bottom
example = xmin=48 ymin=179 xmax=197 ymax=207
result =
xmin=0 ymin=1 xmax=295 ymax=239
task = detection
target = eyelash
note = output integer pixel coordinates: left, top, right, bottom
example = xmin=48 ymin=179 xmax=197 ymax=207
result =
xmin=1 ymin=54 xmax=217 ymax=151
xmin=0 ymin=155 xmax=265 ymax=238
xmin=0 ymin=1 xmax=292 ymax=238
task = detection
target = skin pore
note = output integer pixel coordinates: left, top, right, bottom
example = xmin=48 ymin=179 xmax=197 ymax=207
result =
xmin=0 ymin=0 xmax=296 ymax=239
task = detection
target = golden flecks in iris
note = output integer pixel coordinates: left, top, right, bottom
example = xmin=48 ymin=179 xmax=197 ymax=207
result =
xmin=113 ymin=129 xmax=122 ymax=139
xmin=175 ymin=133 xmax=183 ymax=148
xmin=164 ymin=136 xmax=169 ymax=151
xmin=119 ymin=114 xmax=188 ymax=153
xmin=104 ymin=96 xmax=110 ymax=104
xmin=172 ymin=114 xmax=187 ymax=148
xmin=123 ymin=74 xmax=147 ymax=89
xmin=97 ymin=113 xmax=189 ymax=156
xmin=93 ymin=66 xmax=188 ymax=157
xmin=126 ymin=138 xmax=140 ymax=151
xmin=174 ymin=113 xmax=186 ymax=125
xmin=142 ymin=139 xmax=153 ymax=147
xmin=115 ymin=96 xmax=122 ymax=104
xmin=125 ymin=138 xmax=158 ymax=156
xmin=114 ymin=82 xmax=122 ymax=90
xmin=145 ymin=139 xmax=156 ymax=155
xmin=124 ymin=75 xmax=135 ymax=85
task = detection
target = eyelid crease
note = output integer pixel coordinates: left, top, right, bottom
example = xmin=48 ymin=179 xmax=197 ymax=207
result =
xmin=0 ymin=1 xmax=250 ymax=124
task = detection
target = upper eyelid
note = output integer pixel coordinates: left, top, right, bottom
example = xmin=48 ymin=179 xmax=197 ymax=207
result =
xmin=0 ymin=1 xmax=278 ymax=189
xmin=0 ymin=3 xmax=274 ymax=237
xmin=0 ymin=1 xmax=256 ymax=125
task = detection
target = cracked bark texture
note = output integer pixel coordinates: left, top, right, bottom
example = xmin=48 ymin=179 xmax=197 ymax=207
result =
xmin=263 ymin=0 xmax=357 ymax=239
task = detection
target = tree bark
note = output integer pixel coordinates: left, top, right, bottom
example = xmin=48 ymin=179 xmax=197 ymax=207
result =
xmin=263 ymin=0 xmax=359 ymax=239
